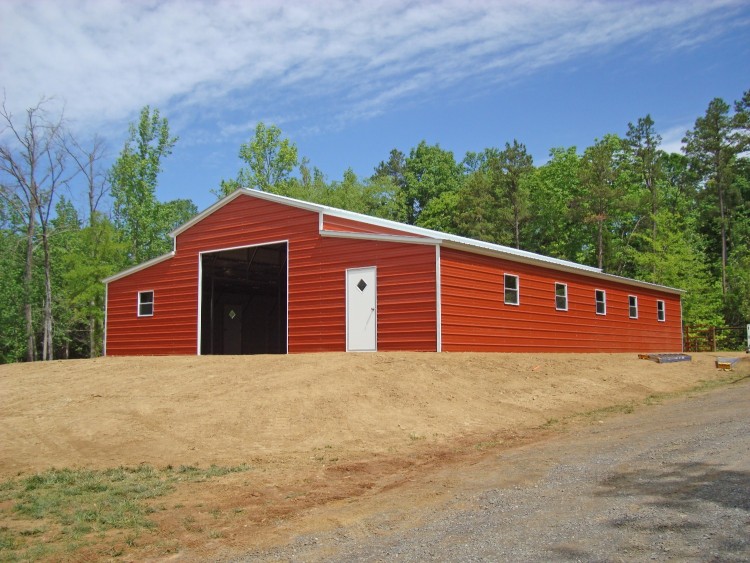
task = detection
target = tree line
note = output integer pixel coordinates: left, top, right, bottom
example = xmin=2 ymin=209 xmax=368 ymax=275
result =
xmin=1 ymin=90 xmax=748 ymax=362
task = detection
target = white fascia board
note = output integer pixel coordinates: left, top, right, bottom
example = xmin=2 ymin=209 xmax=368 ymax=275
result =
xmin=320 ymin=229 xmax=441 ymax=246
xmin=170 ymin=188 xmax=246 ymax=237
xmin=440 ymin=238 xmax=602 ymax=274
xmin=102 ymin=252 xmax=174 ymax=284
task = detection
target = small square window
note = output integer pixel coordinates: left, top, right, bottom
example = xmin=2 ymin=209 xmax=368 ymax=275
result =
xmin=595 ymin=289 xmax=606 ymax=315
xmin=138 ymin=290 xmax=154 ymax=317
xmin=629 ymin=295 xmax=638 ymax=319
xmin=657 ymin=300 xmax=666 ymax=322
xmin=504 ymin=274 xmax=519 ymax=305
xmin=555 ymin=283 xmax=568 ymax=311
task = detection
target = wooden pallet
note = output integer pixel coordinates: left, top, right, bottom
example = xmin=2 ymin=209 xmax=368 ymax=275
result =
xmin=715 ymin=357 xmax=740 ymax=371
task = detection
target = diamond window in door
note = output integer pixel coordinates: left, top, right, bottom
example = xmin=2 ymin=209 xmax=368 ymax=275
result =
xmin=357 ymin=279 xmax=367 ymax=292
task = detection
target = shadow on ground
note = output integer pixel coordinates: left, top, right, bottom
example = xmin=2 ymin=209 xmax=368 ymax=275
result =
xmin=597 ymin=461 xmax=750 ymax=512
xmin=582 ymin=462 xmax=750 ymax=560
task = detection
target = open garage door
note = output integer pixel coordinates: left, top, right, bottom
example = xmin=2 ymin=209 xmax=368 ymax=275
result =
xmin=200 ymin=242 xmax=287 ymax=354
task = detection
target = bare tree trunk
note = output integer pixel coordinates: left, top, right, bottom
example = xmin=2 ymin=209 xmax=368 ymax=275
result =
xmin=597 ymin=220 xmax=604 ymax=270
xmin=41 ymin=226 xmax=53 ymax=360
xmin=1 ymin=98 xmax=73 ymax=361
xmin=24 ymin=211 xmax=36 ymax=361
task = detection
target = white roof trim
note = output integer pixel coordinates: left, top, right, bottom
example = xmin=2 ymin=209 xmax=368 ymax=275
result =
xmin=170 ymin=188 xmax=322 ymax=237
xmin=110 ymin=188 xmax=681 ymax=295
xmin=103 ymin=251 xmax=175 ymax=284
xmin=320 ymin=229 xmax=441 ymax=246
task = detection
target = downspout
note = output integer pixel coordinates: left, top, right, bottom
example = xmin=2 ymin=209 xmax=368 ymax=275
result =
xmin=103 ymin=282 xmax=108 ymax=357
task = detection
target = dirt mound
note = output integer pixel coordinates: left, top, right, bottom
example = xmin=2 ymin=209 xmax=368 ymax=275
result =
xmin=1 ymin=352 xmax=741 ymax=477
xmin=1 ymin=352 xmax=745 ymax=559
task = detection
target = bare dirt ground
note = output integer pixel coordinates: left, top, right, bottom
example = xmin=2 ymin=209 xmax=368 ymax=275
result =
xmin=0 ymin=352 xmax=747 ymax=561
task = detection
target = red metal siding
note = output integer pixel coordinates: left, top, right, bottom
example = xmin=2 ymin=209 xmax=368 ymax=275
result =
xmin=106 ymin=192 xmax=682 ymax=356
xmin=106 ymin=258 xmax=199 ymax=355
xmin=440 ymin=247 xmax=682 ymax=353
xmin=322 ymin=215 xmax=430 ymax=237
xmin=290 ymin=237 xmax=437 ymax=351
xmin=106 ymin=194 xmax=438 ymax=355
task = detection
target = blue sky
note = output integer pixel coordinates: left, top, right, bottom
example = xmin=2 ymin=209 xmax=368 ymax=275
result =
xmin=1 ymin=0 xmax=749 ymax=213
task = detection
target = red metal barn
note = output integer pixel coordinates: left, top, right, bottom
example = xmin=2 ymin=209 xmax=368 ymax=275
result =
xmin=104 ymin=189 xmax=683 ymax=355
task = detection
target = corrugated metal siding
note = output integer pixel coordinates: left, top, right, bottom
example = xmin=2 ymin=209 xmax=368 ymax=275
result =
xmin=106 ymin=194 xmax=438 ymax=355
xmin=289 ymin=237 xmax=437 ymax=352
xmin=440 ymin=247 xmax=682 ymax=353
xmin=106 ymin=258 xmax=199 ymax=355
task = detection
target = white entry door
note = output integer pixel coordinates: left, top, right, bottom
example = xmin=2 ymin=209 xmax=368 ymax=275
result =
xmin=346 ymin=267 xmax=377 ymax=351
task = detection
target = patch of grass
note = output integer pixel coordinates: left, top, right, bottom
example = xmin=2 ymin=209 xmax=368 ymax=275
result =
xmin=0 ymin=527 xmax=17 ymax=551
xmin=475 ymin=439 xmax=503 ymax=451
xmin=176 ymin=463 xmax=250 ymax=482
xmin=584 ymin=402 xmax=636 ymax=419
xmin=541 ymin=418 xmax=560 ymax=429
xmin=0 ymin=463 xmax=250 ymax=561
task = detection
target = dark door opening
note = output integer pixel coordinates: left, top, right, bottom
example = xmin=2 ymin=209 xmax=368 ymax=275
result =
xmin=200 ymin=243 xmax=287 ymax=354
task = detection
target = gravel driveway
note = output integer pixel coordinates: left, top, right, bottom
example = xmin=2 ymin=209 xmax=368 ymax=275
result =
xmin=240 ymin=379 xmax=750 ymax=562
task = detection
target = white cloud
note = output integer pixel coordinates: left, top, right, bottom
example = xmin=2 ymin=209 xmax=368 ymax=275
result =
xmin=0 ymin=0 xmax=744 ymax=141
xmin=660 ymin=124 xmax=691 ymax=155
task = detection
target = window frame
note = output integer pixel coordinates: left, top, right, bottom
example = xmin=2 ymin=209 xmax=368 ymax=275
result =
xmin=137 ymin=290 xmax=154 ymax=317
xmin=504 ymin=273 xmax=520 ymax=306
xmin=595 ymin=289 xmax=606 ymax=316
xmin=657 ymin=300 xmax=666 ymax=322
xmin=628 ymin=295 xmax=638 ymax=319
xmin=555 ymin=282 xmax=568 ymax=311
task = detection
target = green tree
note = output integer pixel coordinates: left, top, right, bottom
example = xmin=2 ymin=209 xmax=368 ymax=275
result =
xmin=576 ymin=135 xmax=631 ymax=270
xmin=724 ymin=154 xmax=750 ymax=325
xmin=0 ymin=98 xmax=72 ymax=360
xmin=373 ymin=149 xmax=407 ymax=190
xmin=454 ymin=169 xmax=504 ymax=243
xmin=490 ymin=140 xmax=534 ymax=249
xmin=403 ymin=141 xmax=462 ymax=226
xmin=682 ymin=97 xmax=744 ymax=295
xmin=238 ymin=122 xmax=299 ymax=193
xmin=110 ymin=106 xmax=181 ymax=263
xmin=625 ymin=115 xmax=663 ymax=261
xmin=58 ymin=213 xmax=126 ymax=357
xmin=526 ymin=147 xmax=585 ymax=261
xmin=461 ymin=148 xmax=501 ymax=174
xmin=0 ymin=201 xmax=27 ymax=362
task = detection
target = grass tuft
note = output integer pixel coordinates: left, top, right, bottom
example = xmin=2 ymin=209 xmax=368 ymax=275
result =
xmin=0 ymin=463 xmax=249 ymax=560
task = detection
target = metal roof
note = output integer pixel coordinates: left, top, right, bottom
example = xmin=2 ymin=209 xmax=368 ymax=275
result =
xmin=110 ymin=188 xmax=682 ymax=295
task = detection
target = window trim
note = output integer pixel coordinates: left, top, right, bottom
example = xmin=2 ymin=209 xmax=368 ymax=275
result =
xmin=138 ymin=290 xmax=154 ymax=317
xmin=628 ymin=295 xmax=638 ymax=319
xmin=595 ymin=289 xmax=606 ymax=316
xmin=555 ymin=282 xmax=568 ymax=311
xmin=657 ymin=300 xmax=666 ymax=322
xmin=504 ymin=273 xmax=520 ymax=306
